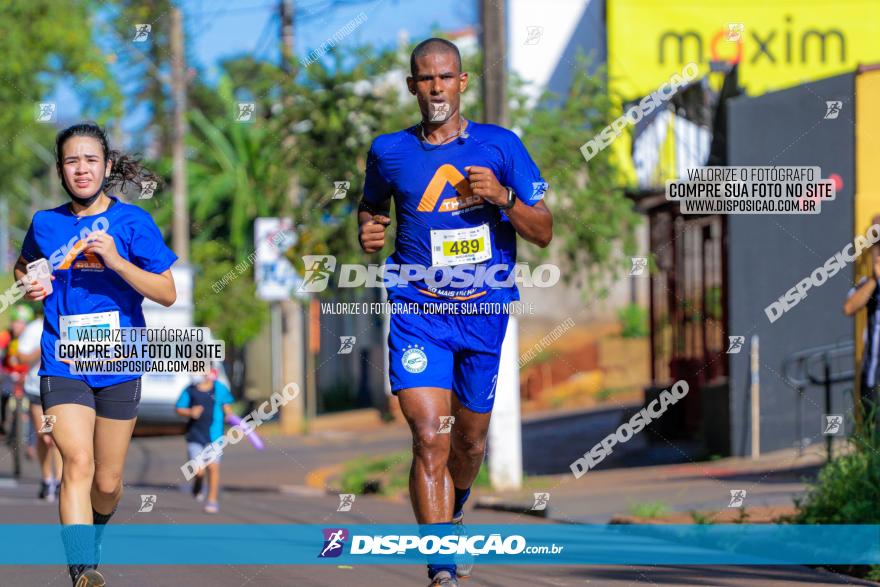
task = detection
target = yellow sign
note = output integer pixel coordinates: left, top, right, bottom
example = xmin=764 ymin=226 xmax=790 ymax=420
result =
xmin=608 ymin=0 xmax=880 ymax=99
xmin=853 ymin=67 xmax=880 ymax=393
xmin=443 ymin=237 xmax=484 ymax=257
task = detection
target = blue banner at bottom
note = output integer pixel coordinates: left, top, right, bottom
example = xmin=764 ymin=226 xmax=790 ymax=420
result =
xmin=2 ymin=524 xmax=878 ymax=565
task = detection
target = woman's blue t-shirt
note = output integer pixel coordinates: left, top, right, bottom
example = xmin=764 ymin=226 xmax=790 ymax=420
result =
xmin=20 ymin=195 xmax=178 ymax=387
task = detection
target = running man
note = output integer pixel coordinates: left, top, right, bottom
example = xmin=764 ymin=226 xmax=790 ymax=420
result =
xmin=16 ymin=122 xmax=178 ymax=587
xmin=358 ymin=38 xmax=552 ymax=586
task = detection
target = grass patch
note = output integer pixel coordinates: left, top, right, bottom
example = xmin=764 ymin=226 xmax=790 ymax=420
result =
xmin=595 ymin=386 xmax=632 ymax=403
xmin=338 ymin=450 xmax=493 ymax=497
xmin=628 ymin=501 xmax=670 ymax=519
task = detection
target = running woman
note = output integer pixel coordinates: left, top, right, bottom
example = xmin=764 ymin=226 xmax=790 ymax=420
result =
xmin=358 ymin=38 xmax=552 ymax=586
xmin=15 ymin=122 xmax=178 ymax=587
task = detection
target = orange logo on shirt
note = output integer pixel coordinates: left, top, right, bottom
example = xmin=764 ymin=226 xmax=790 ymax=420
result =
xmin=416 ymin=164 xmax=482 ymax=213
xmin=56 ymin=239 xmax=104 ymax=271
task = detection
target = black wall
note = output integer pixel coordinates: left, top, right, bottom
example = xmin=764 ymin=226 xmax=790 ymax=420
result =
xmin=726 ymin=73 xmax=855 ymax=456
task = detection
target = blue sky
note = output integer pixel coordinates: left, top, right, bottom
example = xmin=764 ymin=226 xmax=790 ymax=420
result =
xmin=185 ymin=0 xmax=476 ymax=79
xmin=53 ymin=0 xmax=476 ymax=136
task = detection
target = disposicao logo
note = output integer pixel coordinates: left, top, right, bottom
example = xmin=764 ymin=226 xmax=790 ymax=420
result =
xmin=318 ymin=528 xmax=348 ymax=558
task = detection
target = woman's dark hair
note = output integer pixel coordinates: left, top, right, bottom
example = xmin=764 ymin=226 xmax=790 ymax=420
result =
xmin=54 ymin=122 xmax=160 ymax=195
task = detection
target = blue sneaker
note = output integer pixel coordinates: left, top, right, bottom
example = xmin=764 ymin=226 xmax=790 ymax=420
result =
xmin=452 ymin=515 xmax=473 ymax=578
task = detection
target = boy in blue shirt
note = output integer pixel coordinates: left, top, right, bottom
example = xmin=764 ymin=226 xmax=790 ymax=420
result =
xmin=175 ymin=367 xmax=234 ymax=514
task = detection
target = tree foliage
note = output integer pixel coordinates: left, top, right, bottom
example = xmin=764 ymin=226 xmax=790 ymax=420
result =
xmin=0 ymin=0 xmax=120 ymax=226
xmin=517 ymin=55 xmax=640 ymax=298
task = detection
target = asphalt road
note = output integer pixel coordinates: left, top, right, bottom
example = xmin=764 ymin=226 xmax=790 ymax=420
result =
xmin=0 ymin=479 xmax=871 ymax=587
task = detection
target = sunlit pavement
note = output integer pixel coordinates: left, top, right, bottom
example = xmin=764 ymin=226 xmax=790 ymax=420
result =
xmin=0 ymin=426 xmax=871 ymax=586
xmin=0 ymin=479 xmax=873 ymax=587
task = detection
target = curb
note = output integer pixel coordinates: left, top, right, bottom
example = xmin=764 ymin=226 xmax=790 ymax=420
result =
xmin=473 ymin=496 xmax=549 ymax=518
xmin=304 ymin=463 xmax=346 ymax=493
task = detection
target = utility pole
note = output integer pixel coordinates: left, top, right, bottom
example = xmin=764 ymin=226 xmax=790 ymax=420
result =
xmin=170 ymin=6 xmax=190 ymax=264
xmin=480 ymin=0 xmax=520 ymax=490
xmin=280 ymin=0 xmax=295 ymax=74
xmin=480 ymin=0 xmax=507 ymax=126
xmin=277 ymin=0 xmax=308 ymax=434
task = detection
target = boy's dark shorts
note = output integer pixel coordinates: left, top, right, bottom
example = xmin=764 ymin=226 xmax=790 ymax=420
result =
xmin=41 ymin=375 xmax=141 ymax=420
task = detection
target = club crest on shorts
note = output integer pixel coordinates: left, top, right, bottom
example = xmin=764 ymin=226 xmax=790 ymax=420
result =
xmin=402 ymin=344 xmax=427 ymax=373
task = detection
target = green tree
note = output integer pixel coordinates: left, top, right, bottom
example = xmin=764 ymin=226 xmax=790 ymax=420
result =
xmin=148 ymin=76 xmax=290 ymax=342
xmin=517 ymin=56 xmax=640 ymax=297
xmin=281 ymin=47 xmax=421 ymax=271
xmin=190 ymin=240 xmax=266 ymax=347
xmin=0 ymin=0 xmax=120 ymax=225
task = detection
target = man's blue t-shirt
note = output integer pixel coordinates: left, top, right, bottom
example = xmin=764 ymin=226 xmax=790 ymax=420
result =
xmin=20 ymin=195 xmax=178 ymax=387
xmin=175 ymin=381 xmax=234 ymax=444
xmin=363 ymin=120 xmax=546 ymax=304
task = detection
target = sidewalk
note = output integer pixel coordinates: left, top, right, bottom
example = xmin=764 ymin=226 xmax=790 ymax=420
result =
xmin=475 ymin=443 xmax=830 ymax=524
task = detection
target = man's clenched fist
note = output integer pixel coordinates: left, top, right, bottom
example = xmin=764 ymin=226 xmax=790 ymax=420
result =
xmin=359 ymin=215 xmax=391 ymax=253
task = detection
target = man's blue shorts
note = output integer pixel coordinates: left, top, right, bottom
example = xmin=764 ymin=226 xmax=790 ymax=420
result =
xmin=388 ymin=309 xmax=509 ymax=413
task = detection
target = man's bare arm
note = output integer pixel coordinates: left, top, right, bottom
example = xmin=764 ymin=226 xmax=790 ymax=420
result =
xmin=357 ymin=200 xmax=392 ymax=254
xmin=503 ymin=199 xmax=553 ymax=248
